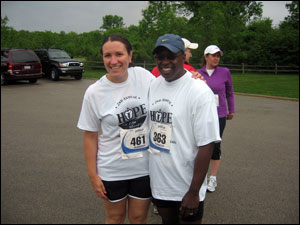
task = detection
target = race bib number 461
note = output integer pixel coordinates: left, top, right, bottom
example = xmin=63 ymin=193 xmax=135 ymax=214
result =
xmin=149 ymin=122 xmax=172 ymax=154
xmin=120 ymin=127 xmax=149 ymax=159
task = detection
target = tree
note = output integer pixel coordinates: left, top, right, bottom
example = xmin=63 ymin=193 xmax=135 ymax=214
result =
xmin=284 ymin=1 xmax=299 ymax=29
xmin=100 ymin=15 xmax=125 ymax=31
xmin=274 ymin=1 xmax=299 ymax=66
xmin=137 ymin=2 xmax=190 ymax=62
xmin=1 ymin=16 xmax=14 ymax=48
xmin=181 ymin=1 xmax=263 ymax=64
xmin=1 ymin=3 xmax=298 ymax=67
xmin=1 ymin=16 xmax=9 ymax=27
xmin=243 ymin=18 xmax=275 ymax=65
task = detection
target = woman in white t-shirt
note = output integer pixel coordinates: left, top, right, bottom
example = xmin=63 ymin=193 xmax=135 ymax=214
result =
xmin=77 ymin=34 xmax=154 ymax=224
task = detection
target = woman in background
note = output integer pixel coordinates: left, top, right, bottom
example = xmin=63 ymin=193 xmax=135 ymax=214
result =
xmin=197 ymin=45 xmax=235 ymax=193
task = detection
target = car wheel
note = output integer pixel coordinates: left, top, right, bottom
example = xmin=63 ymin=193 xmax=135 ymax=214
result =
xmin=29 ymin=79 xmax=37 ymax=83
xmin=74 ymin=73 xmax=82 ymax=80
xmin=51 ymin=68 xmax=59 ymax=81
xmin=1 ymin=73 xmax=7 ymax=85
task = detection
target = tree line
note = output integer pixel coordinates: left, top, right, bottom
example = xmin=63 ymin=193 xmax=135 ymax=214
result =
xmin=1 ymin=1 xmax=299 ymax=67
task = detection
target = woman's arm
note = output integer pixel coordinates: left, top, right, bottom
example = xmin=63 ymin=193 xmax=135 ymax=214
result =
xmin=84 ymin=131 xmax=108 ymax=200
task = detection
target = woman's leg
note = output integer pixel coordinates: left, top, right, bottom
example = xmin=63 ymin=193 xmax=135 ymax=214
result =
xmin=210 ymin=117 xmax=226 ymax=177
xmin=104 ymin=198 xmax=127 ymax=224
xmin=210 ymin=159 xmax=221 ymax=176
xmin=128 ymin=197 xmax=151 ymax=224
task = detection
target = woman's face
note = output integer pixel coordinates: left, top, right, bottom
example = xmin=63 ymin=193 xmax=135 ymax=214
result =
xmin=185 ymin=48 xmax=192 ymax=63
xmin=205 ymin=52 xmax=221 ymax=69
xmin=102 ymin=41 xmax=133 ymax=83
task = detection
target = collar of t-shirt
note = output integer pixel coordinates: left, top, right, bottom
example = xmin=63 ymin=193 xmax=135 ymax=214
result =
xmin=206 ymin=69 xmax=215 ymax=76
xmin=162 ymin=71 xmax=189 ymax=87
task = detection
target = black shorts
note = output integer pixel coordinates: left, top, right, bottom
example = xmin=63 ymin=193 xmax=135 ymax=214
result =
xmin=212 ymin=117 xmax=226 ymax=160
xmin=152 ymin=198 xmax=204 ymax=222
xmin=102 ymin=175 xmax=152 ymax=202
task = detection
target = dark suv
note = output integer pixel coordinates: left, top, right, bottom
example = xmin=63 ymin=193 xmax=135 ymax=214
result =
xmin=34 ymin=49 xmax=84 ymax=81
xmin=1 ymin=49 xmax=42 ymax=85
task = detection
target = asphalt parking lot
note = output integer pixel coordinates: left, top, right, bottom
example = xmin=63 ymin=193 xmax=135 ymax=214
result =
xmin=1 ymin=78 xmax=299 ymax=224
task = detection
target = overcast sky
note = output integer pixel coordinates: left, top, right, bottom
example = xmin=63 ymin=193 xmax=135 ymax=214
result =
xmin=1 ymin=1 xmax=292 ymax=34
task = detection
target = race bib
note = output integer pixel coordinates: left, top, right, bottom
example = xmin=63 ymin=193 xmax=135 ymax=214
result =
xmin=215 ymin=94 xmax=219 ymax=107
xmin=120 ymin=127 xmax=149 ymax=159
xmin=149 ymin=122 xmax=172 ymax=154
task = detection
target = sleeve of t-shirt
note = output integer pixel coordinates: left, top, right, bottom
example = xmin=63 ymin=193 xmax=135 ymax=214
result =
xmin=191 ymin=87 xmax=221 ymax=147
xmin=134 ymin=66 xmax=155 ymax=83
xmin=77 ymin=91 xmax=100 ymax=132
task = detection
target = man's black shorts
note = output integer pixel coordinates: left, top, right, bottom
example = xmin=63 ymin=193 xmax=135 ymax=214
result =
xmin=152 ymin=198 xmax=204 ymax=222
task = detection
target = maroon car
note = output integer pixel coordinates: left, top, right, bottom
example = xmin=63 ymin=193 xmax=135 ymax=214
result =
xmin=1 ymin=49 xmax=42 ymax=85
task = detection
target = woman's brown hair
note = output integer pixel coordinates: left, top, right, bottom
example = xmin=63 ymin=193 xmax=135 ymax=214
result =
xmin=101 ymin=33 xmax=134 ymax=67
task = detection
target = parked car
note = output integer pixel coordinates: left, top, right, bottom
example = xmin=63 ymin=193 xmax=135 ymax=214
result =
xmin=1 ymin=49 xmax=42 ymax=85
xmin=34 ymin=49 xmax=84 ymax=81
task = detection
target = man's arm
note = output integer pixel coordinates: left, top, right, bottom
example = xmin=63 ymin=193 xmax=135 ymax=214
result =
xmin=179 ymin=142 xmax=214 ymax=217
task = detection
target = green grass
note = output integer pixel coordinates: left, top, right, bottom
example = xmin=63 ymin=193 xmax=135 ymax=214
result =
xmin=83 ymin=68 xmax=299 ymax=99
xmin=232 ymin=73 xmax=299 ymax=99
xmin=83 ymin=68 xmax=107 ymax=79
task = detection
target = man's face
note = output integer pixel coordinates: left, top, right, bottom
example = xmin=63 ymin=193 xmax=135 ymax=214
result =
xmin=155 ymin=47 xmax=186 ymax=82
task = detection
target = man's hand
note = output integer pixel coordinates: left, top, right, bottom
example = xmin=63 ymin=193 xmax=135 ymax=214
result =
xmin=179 ymin=191 xmax=199 ymax=217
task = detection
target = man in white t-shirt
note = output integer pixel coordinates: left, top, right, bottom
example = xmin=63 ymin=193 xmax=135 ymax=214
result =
xmin=149 ymin=34 xmax=221 ymax=224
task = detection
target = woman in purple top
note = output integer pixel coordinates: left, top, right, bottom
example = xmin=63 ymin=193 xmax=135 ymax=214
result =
xmin=197 ymin=45 xmax=235 ymax=193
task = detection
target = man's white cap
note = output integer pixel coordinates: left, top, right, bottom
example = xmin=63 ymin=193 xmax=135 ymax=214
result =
xmin=204 ymin=45 xmax=223 ymax=56
xmin=182 ymin=38 xmax=198 ymax=50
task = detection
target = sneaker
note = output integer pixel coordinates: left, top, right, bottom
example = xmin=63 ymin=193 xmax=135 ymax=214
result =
xmin=153 ymin=204 xmax=159 ymax=214
xmin=207 ymin=176 xmax=217 ymax=192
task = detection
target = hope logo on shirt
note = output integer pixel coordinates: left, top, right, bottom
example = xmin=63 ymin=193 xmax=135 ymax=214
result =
xmin=150 ymin=110 xmax=172 ymax=124
xmin=117 ymin=104 xmax=147 ymax=129
xmin=124 ymin=108 xmax=133 ymax=121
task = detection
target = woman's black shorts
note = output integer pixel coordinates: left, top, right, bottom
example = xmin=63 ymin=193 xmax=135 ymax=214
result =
xmin=102 ymin=175 xmax=152 ymax=202
xmin=212 ymin=117 xmax=227 ymax=160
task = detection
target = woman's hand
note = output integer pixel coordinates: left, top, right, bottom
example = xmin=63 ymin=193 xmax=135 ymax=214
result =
xmin=89 ymin=175 xmax=108 ymax=201
xmin=227 ymin=113 xmax=234 ymax=120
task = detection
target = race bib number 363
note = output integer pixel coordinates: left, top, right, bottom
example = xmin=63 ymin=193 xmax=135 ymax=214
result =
xmin=149 ymin=122 xmax=172 ymax=154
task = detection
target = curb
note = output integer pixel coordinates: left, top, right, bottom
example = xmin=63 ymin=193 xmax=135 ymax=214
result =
xmin=235 ymin=92 xmax=299 ymax=102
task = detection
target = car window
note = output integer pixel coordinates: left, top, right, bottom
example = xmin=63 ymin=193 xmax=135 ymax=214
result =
xmin=35 ymin=51 xmax=47 ymax=58
xmin=40 ymin=51 xmax=48 ymax=58
xmin=34 ymin=51 xmax=41 ymax=57
xmin=1 ymin=51 xmax=9 ymax=58
xmin=12 ymin=51 xmax=40 ymax=63
xmin=1 ymin=55 xmax=8 ymax=62
xmin=48 ymin=50 xmax=71 ymax=59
